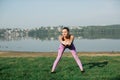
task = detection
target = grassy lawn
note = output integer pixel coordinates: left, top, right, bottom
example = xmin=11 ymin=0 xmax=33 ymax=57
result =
xmin=0 ymin=56 xmax=120 ymax=80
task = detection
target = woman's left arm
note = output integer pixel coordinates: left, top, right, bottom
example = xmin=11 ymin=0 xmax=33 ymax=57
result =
xmin=67 ymin=35 xmax=74 ymax=46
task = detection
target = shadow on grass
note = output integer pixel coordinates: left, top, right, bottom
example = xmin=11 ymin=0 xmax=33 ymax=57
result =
xmin=83 ymin=61 xmax=108 ymax=69
xmin=0 ymin=66 xmax=10 ymax=71
xmin=109 ymin=75 xmax=120 ymax=80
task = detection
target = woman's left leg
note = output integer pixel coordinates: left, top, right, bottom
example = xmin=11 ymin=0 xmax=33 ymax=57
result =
xmin=69 ymin=44 xmax=84 ymax=71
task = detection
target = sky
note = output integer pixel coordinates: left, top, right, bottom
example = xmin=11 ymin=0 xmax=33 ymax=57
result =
xmin=0 ymin=0 xmax=120 ymax=28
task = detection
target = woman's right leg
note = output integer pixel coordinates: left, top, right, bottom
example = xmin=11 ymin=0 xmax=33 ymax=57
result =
xmin=69 ymin=44 xmax=84 ymax=71
xmin=51 ymin=44 xmax=65 ymax=72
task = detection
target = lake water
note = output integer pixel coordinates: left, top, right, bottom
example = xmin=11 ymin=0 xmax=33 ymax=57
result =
xmin=0 ymin=38 xmax=120 ymax=52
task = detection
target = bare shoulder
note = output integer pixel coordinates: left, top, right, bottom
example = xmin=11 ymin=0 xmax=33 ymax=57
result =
xmin=58 ymin=35 xmax=63 ymax=39
xmin=59 ymin=35 xmax=62 ymax=38
xmin=70 ymin=34 xmax=74 ymax=38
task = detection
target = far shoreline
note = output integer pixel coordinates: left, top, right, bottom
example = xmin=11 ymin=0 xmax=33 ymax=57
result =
xmin=0 ymin=51 xmax=120 ymax=57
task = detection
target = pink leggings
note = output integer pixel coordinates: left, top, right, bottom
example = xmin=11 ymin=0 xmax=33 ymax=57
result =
xmin=51 ymin=43 xmax=83 ymax=71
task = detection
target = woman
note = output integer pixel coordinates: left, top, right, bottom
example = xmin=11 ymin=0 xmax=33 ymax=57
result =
xmin=51 ymin=27 xmax=84 ymax=73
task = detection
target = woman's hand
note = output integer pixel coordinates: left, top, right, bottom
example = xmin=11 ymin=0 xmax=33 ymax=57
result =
xmin=61 ymin=41 xmax=67 ymax=46
xmin=66 ymin=41 xmax=71 ymax=46
xmin=62 ymin=41 xmax=71 ymax=46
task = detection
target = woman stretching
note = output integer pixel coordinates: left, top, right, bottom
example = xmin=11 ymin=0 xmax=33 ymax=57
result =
xmin=51 ymin=27 xmax=84 ymax=73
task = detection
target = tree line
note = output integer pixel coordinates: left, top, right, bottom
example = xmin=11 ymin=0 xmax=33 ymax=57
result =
xmin=0 ymin=24 xmax=120 ymax=40
xmin=28 ymin=25 xmax=120 ymax=39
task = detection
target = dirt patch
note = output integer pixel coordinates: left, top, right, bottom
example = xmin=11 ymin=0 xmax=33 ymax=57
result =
xmin=0 ymin=51 xmax=120 ymax=57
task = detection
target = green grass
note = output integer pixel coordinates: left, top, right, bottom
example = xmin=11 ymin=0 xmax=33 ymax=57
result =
xmin=0 ymin=56 xmax=120 ymax=80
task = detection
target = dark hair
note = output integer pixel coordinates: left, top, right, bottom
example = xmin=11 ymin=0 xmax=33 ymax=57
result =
xmin=62 ymin=27 xmax=69 ymax=32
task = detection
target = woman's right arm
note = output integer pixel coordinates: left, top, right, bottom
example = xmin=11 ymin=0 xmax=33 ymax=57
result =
xmin=59 ymin=35 xmax=66 ymax=46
